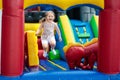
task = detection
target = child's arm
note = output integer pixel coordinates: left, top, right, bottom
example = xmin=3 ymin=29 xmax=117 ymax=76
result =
xmin=36 ymin=23 xmax=43 ymax=36
xmin=54 ymin=23 xmax=62 ymax=41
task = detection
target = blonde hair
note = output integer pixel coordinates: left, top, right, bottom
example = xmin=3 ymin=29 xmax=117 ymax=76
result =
xmin=39 ymin=11 xmax=55 ymax=23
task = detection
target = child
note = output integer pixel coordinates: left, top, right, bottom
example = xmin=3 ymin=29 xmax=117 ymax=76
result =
xmin=36 ymin=11 xmax=62 ymax=58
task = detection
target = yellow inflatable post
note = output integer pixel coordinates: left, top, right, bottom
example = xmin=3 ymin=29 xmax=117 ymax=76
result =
xmin=26 ymin=31 xmax=39 ymax=66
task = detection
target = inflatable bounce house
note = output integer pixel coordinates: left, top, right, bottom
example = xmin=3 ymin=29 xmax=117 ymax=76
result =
xmin=0 ymin=0 xmax=120 ymax=80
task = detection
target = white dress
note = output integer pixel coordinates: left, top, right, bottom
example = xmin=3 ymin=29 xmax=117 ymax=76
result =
xmin=41 ymin=22 xmax=56 ymax=43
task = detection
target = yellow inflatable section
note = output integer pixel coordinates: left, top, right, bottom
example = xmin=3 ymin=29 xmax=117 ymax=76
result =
xmin=24 ymin=0 xmax=104 ymax=9
xmin=0 ymin=0 xmax=2 ymax=9
xmin=59 ymin=15 xmax=76 ymax=45
xmin=0 ymin=0 xmax=104 ymax=9
xmin=24 ymin=23 xmax=40 ymax=32
xmin=26 ymin=31 xmax=39 ymax=66
xmin=94 ymin=15 xmax=99 ymax=27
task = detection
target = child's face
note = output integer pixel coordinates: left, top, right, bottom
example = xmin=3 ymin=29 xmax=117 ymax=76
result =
xmin=46 ymin=13 xmax=55 ymax=22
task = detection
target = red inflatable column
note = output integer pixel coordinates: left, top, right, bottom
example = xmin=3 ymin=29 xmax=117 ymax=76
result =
xmin=104 ymin=0 xmax=120 ymax=9
xmin=1 ymin=0 xmax=24 ymax=76
xmin=98 ymin=0 xmax=120 ymax=74
xmin=0 ymin=9 xmax=2 ymax=74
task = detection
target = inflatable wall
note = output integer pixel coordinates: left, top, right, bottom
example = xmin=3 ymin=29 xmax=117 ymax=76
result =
xmin=1 ymin=0 xmax=24 ymax=76
xmin=98 ymin=0 xmax=120 ymax=74
xmin=0 ymin=0 xmax=120 ymax=80
xmin=0 ymin=9 xmax=2 ymax=74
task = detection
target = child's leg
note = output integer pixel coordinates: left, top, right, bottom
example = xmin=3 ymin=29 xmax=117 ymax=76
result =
xmin=41 ymin=39 xmax=49 ymax=57
xmin=49 ymin=36 xmax=56 ymax=50
xmin=49 ymin=36 xmax=56 ymax=54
